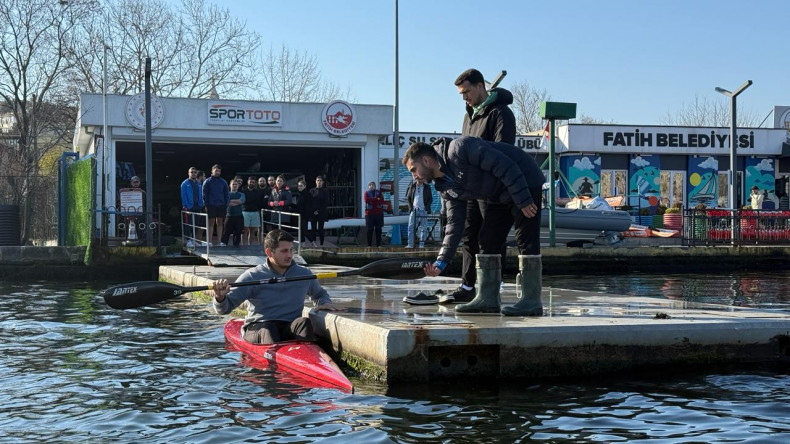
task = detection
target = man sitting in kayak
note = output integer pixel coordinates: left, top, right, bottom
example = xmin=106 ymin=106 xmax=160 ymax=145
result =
xmin=212 ymin=229 xmax=338 ymax=344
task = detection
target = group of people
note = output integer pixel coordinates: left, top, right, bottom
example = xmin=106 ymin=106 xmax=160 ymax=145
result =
xmin=214 ymin=67 xmax=546 ymax=347
xmin=365 ymin=177 xmax=434 ymax=249
xmin=180 ymin=165 xmax=329 ymax=248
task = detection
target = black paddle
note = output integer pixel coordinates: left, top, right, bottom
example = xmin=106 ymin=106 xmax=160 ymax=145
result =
xmin=486 ymin=70 xmax=507 ymax=91
xmin=101 ymin=257 xmax=428 ymax=310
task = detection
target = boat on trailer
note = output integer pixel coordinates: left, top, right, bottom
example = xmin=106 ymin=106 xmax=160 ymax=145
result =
xmin=223 ymin=319 xmax=353 ymax=393
xmin=538 ymin=207 xmax=633 ymax=245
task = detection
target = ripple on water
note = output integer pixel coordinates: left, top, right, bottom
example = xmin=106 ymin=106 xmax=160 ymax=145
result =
xmin=1 ymin=281 xmax=789 ymax=442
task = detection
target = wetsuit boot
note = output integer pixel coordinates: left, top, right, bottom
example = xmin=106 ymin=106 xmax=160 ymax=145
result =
xmin=501 ymin=254 xmax=543 ymax=316
xmin=455 ymin=254 xmax=501 ymax=314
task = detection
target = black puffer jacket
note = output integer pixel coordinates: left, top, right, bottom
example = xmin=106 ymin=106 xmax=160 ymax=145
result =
xmin=431 ymin=136 xmax=545 ymax=263
xmin=405 ymin=181 xmax=433 ymax=213
xmin=461 ymin=88 xmax=516 ymax=144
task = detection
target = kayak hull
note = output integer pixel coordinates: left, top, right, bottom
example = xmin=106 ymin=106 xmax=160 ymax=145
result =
xmin=224 ymin=319 xmax=353 ymax=392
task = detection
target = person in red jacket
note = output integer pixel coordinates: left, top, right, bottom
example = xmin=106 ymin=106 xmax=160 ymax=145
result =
xmin=268 ymin=175 xmax=292 ymax=229
xmin=364 ymin=181 xmax=385 ymax=247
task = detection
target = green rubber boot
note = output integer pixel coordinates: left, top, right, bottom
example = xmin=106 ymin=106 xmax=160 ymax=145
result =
xmin=455 ymin=254 xmax=501 ymax=314
xmin=501 ymin=255 xmax=543 ymax=316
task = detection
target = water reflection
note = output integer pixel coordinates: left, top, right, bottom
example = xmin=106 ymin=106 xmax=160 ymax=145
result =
xmin=0 ymin=279 xmax=788 ymax=442
xmin=543 ymin=271 xmax=790 ymax=309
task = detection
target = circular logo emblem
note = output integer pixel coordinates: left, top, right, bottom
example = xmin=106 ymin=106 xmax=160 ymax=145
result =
xmin=321 ymin=100 xmax=356 ymax=136
xmin=781 ymin=108 xmax=790 ymax=142
xmin=125 ymin=93 xmax=165 ymax=130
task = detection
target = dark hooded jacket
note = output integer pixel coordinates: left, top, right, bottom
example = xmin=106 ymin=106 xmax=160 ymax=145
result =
xmin=406 ymin=180 xmax=433 ymax=213
xmin=461 ymin=88 xmax=516 ymax=144
xmin=430 ymin=136 xmax=545 ymax=263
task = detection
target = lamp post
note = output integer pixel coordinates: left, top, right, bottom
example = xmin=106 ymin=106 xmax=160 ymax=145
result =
xmin=715 ymin=80 xmax=752 ymax=245
xmin=392 ymin=0 xmax=399 ymax=216
xmin=715 ymin=80 xmax=752 ymax=210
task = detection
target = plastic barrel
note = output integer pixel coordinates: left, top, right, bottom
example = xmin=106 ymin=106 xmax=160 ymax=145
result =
xmin=0 ymin=205 xmax=21 ymax=246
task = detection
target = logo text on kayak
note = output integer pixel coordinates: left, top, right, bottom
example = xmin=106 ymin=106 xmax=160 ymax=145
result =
xmin=112 ymin=286 xmax=137 ymax=296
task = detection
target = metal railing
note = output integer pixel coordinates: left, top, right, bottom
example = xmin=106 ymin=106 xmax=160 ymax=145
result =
xmin=682 ymin=209 xmax=790 ymax=246
xmin=180 ymin=208 xmax=304 ymax=260
xmin=261 ymin=208 xmax=304 ymax=254
xmin=180 ymin=209 xmax=211 ymax=254
xmin=93 ymin=206 xmax=163 ymax=247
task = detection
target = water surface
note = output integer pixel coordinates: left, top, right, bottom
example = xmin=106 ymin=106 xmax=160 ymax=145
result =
xmin=0 ymin=277 xmax=788 ymax=442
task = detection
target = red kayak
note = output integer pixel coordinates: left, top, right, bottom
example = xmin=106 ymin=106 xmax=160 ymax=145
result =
xmin=223 ymin=319 xmax=353 ymax=393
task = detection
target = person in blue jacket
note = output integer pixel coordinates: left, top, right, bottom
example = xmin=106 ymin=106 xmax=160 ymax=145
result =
xmin=180 ymin=166 xmax=204 ymax=246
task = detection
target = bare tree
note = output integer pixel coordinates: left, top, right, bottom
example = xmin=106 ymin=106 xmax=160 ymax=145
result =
xmin=68 ymin=0 xmax=260 ymax=98
xmin=510 ymin=80 xmax=551 ymax=134
xmin=577 ymin=113 xmax=616 ymax=125
xmin=257 ymin=44 xmax=353 ymax=102
xmin=0 ymin=0 xmax=86 ymax=243
xmin=660 ymin=94 xmax=759 ymax=127
xmin=170 ymin=0 xmax=260 ymax=98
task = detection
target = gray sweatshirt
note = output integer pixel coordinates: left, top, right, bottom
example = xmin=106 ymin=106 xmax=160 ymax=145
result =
xmin=213 ymin=260 xmax=331 ymax=333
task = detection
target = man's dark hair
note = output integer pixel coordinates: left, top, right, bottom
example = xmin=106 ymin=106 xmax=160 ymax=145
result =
xmin=212 ymin=164 xmax=222 ymax=170
xmin=402 ymin=142 xmax=437 ymax=166
xmin=264 ymin=229 xmax=294 ymax=251
xmin=454 ymin=68 xmax=485 ymax=87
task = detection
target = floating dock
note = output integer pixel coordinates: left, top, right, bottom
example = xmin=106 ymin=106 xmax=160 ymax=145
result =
xmin=160 ymin=262 xmax=790 ymax=384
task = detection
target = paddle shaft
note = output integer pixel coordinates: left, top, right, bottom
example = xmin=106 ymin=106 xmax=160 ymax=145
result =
xmin=102 ymin=257 xmax=427 ymax=309
xmin=488 ymin=70 xmax=506 ymax=91
xmin=184 ymin=270 xmax=349 ymax=294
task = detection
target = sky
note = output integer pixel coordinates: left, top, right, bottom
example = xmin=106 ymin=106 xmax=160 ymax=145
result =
xmin=217 ymin=0 xmax=789 ymax=133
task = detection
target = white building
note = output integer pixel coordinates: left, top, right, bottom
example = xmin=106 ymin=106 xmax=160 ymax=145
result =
xmin=73 ymin=93 xmax=392 ymax=223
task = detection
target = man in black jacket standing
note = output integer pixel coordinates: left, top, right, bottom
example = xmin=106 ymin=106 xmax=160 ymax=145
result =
xmin=403 ymin=137 xmax=545 ymax=316
xmin=440 ymin=68 xmax=517 ymax=305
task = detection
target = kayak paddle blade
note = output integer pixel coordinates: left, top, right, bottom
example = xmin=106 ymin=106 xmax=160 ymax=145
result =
xmin=355 ymin=258 xmax=428 ymax=280
xmin=101 ymin=281 xmax=191 ymax=309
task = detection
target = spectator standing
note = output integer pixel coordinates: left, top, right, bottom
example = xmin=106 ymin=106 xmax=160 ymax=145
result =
xmin=364 ymin=181 xmax=385 ymax=247
xmin=405 ymin=177 xmax=433 ymax=248
xmin=257 ymin=176 xmax=272 ymax=234
xmin=268 ymin=175 xmax=292 ymax=229
xmin=293 ymin=179 xmax=315 ymax=247
xmin=202 ymin=164 xmax=230 ymax=246
xmin=242 ymin=176 xmax=264 ymax=246
xmin=221 ymin=178 xmax=245 ymax=247
xmin=750 ymin=186 xmax=764 ymax=210
xmin=309 ymin=176 xmax=329 ymax=246
xmin=180 ymin=166 xmax=204 ymax=247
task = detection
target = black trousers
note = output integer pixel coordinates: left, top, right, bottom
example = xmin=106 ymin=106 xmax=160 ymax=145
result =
xmin=242 ymin=317 xmax=314 ymax=345
xmin=366 ymin=213 xmax=383 ymax=246
xmin=461 ymin=190 xmax=543 ymax=286
xmin=309 ymin=217 xmax=325 ymax=245
xmin=221 ymin=215 xmax=244 ymax=246
xmin=299 ymin=213 xmax=314 ymax=242
xmin=460 ymin=200 xmax=509 ymax=287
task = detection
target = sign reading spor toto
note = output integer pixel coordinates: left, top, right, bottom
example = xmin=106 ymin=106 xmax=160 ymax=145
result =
xmin=321 ymin=100 xmax=356 ymax=136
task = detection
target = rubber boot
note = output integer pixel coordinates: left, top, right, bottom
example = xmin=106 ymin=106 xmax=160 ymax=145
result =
xmin=502 ymin=255 xmax=543 ymax=316
xmin=455 ymin=254 xmax=501 ymax=314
